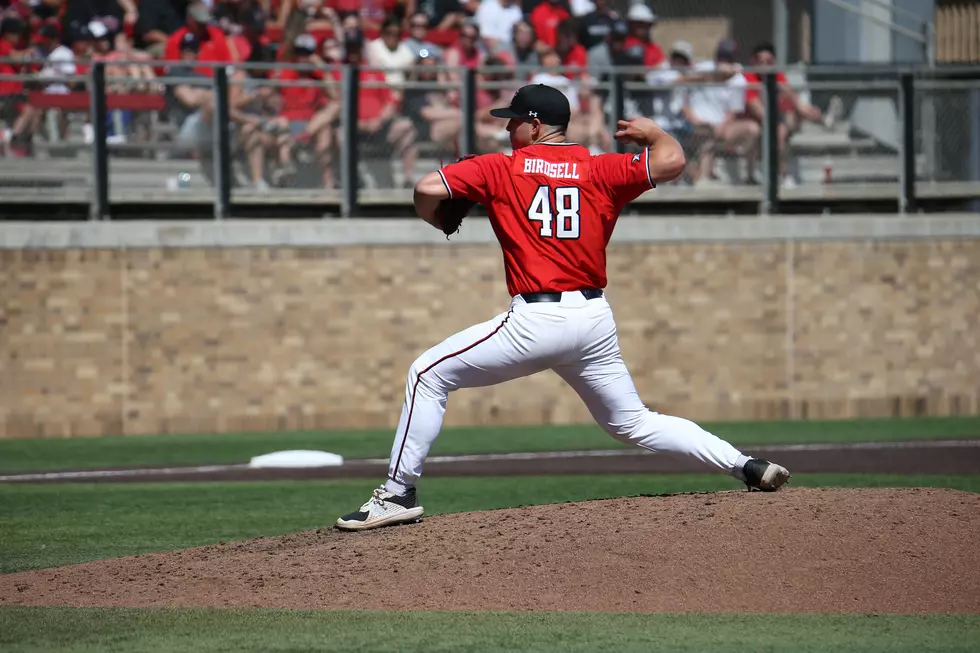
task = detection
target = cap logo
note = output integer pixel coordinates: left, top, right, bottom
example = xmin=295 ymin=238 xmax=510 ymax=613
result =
xmin=528 ymin=111 xmax=538 ymax=117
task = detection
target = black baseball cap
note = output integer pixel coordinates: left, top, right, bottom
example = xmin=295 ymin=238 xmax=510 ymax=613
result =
xmin=489 ymin=84 xmax=571 ymax=126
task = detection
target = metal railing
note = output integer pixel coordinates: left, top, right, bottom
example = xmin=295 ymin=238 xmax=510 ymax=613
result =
xmin=1 ymin=60 xmax=979 ymax=218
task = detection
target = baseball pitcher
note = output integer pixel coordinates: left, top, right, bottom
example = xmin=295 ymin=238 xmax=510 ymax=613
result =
xmin=336 ymin=83 xmax=790 ymax=531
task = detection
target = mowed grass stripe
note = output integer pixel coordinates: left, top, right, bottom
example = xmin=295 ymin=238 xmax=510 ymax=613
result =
xmin=1 ymin=607 xmax=978 ymax=653
xmin=2 ymin=416 xmax=979 ymax=473
xmin=2 ymin=474 xmax=978 ymax=574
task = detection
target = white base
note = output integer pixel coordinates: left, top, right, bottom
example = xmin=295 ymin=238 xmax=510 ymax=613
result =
xmin=248 ymin=450 xmax=345 ymax=468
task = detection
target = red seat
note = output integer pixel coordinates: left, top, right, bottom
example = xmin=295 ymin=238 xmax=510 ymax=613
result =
xmin=26 ymin=92 xmax=166 ymax=112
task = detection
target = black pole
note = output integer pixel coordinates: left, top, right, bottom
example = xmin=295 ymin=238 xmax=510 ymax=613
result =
xmin=899 ymin=72 xmax=917 ymax=214
xmin=340 ymin=64 xmax=359 ymax=218
xmin=460 ymin=68 xmax=476 ymax=156
xmin=212 ymin=66 xmax=231 ymax=220
xmin=763 ymin=72 xmax=781 ymax=214
xmin=89 ymin=61 xmax=108 ymax=221
xmin=612 ymin=71 xmax=625 ymax=154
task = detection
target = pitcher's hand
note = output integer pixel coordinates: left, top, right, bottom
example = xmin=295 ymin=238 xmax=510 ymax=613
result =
xmin=614 ymin=117 xmax=663 ymax=148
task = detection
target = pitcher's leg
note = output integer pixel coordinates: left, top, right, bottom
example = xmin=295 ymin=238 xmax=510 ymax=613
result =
xmin=555 ymin=355 xmax=749 ymax=478
xmin=385 ymin=308 xmax=550 ymax=493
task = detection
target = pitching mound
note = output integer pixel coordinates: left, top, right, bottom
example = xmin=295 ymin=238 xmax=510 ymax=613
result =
xmin=2 ymin=488 xmax=978 ymax=613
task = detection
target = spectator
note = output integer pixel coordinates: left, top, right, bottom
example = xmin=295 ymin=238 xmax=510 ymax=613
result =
xmin=473 ymin=0 xmax=521 ymax=48
xmin=501 ymin=20 xmax=538 ymax=72
xmin=741 ymin=41 xmax=843 ymax=187
xmin=646 ymin=40 xmax=695 ymax=182
xmin=0 ymin=16 xmax=31 ymax=154
xmin=90 ymin=19 xmax=157 ymax=94
xmin=268 ymin=33 xmax=336 ymax=189
xmin=165 ymin=32 xmax=215 ymax=153
xmin=576 ymin=0 xmax=617 ymax=50
xmin=38 ymin=22 xmax=92 ymax=96
xmin=133 ymin=0 xmax=182 ymax=57
xmin=164 ymin=2 xmax=238 ymax=75
xmin=529 ymin=0 xmax=569 ymax=49
xmin=473 ymin=54 xmax=515 ymax=152
xmin=319 ymin=33 xmax=343 ymax=62
xmin=680 ymin=38 xmax=757 ymax=186
xmin=587 ymin=19 xmax=644 ymax=121
xmin=403 ymin=11 xmax=442 ymax=60
xmin=366 ymin=16 xmax=415 ymax=87
xmin=623 ymin=2 xmax=662 ymax=67
xmin=425 ymin=0 xmax=478 ymax=30
xmin=61 ymin=0 xmax=138 ymax=43
xmin=334 ymin=28 xmax=417 ymax=186
xmin=214 ymin=0 xmax=268 ymax=58
xmin=555 ymin=17 xmax=586 ymax=75
xmin=402 ymin=49 xmax=457 ymax=154
xmin=235 ymin=65 xmax=280 ymax=191
xmin=276 ymin=0 xmax=334 ymax=29
xmin=443 ymin=20 xmax=484 ymax=87
xmin=585 ymin=16 xmax=624 ymax=74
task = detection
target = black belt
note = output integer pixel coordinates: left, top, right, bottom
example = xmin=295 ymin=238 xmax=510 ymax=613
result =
xmin=521 ymin=288 xmax=604 ymax=303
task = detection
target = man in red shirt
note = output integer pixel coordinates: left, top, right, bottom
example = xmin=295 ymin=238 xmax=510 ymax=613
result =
xmin=336 ymin=84 xmax=792 ymax=531
xmin=163 ymin=2 xmax=237 ymax=76
xmin=623 ymin=2 xmax=663 ymax=67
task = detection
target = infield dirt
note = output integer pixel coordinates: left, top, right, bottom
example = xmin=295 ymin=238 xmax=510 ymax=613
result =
xmin=2 ymin=488 xmax=978 ymax=614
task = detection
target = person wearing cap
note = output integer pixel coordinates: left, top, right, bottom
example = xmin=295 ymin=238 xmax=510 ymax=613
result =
xmin=166 ymin=30 xmax=216 ymax=153
xmin=529 ymin=0 xmax=570 ymax=49
xmin=678 ymin=37 xmax=760 ymax=186
xmin=163 ymin=1 xmax=236 ymax=76
xmin=333 ymin=82 xmax=792 ymax=532
xmin=623 ymin=2 xmax=663 ymax=67
xmin=37 ymin=22 xmax=93 ymax=96
xmin=267 ymin=32 xmax=336 ymax=189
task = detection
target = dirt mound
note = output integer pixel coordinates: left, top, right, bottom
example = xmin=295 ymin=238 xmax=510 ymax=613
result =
xmin=2 ymin=488 xmax=978 ymax=614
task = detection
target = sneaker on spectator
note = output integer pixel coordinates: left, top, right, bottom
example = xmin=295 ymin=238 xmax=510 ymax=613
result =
xmin=824 ymin=95 xmax=843 ymax=130
xmin=254 ymin=179 xmax=270 ymax=192
xmin=781 ymin=175 xmax=799 ymax=189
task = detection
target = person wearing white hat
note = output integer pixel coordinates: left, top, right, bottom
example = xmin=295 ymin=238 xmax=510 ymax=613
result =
xmin=623 ymin=2 xmax=663 ymax=67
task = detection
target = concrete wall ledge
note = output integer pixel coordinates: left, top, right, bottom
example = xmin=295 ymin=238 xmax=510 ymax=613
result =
xmin=2 ymin=214 xmax=979 ymax=250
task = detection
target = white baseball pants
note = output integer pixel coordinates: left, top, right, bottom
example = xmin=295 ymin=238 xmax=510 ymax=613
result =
xmin=385 ymin=291 xmax=751 ymax=493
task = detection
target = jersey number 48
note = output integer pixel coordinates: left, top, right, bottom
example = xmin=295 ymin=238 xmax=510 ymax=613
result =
xmin=527 ymin=186 xmax=581 ymax=239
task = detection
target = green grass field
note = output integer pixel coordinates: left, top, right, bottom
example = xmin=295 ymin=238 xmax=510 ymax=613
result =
xmin=1 ymin=416 xmax=977 ymax=473
xmin=2 ymin=607 xmax=977 ymax=653
xmin=2 ymin=417 xmax=978 ymax=652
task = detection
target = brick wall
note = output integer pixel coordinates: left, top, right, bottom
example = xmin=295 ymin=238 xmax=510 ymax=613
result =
xmin=2 ymin=238 xmax=979 ymax=439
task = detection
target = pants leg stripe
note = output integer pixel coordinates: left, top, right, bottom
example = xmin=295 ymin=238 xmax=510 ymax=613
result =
xmin=388 ymin=310 xmax=513 ymax=485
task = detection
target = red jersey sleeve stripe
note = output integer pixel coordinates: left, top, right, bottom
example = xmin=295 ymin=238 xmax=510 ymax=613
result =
xmin=438 ymin=170 xmax=452 ymax=199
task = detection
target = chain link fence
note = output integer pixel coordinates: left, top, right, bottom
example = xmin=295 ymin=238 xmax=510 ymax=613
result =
xmin=915 ymin=80 xmax=980 ymax=187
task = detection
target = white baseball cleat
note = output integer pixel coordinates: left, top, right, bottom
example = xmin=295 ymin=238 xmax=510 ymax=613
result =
xmin=335 ymin=486 xmax=424 ymax=531
xmin=742 ymin=459 xmax=791 ymax=492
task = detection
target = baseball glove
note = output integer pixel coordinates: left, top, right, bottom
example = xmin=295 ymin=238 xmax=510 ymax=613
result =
xmin=435 ymin=196 xmax=476 ymax=238
xmin=436 ymin=154 xmax=479 ymax=238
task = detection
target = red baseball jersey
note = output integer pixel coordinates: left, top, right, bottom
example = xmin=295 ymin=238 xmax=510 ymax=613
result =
xmin=439 ymin=143 xmax=654 ymax=296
